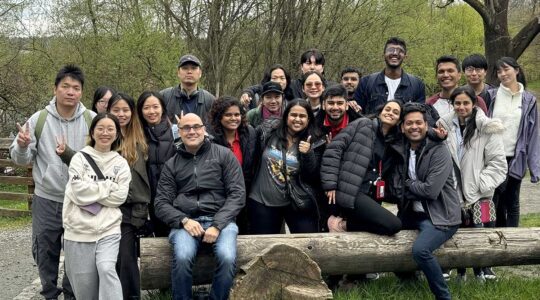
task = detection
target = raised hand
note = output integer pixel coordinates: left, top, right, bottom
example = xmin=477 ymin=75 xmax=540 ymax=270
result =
xmin=55 ymin=135 xmax=66 ymax=155
xmin=326 ymin=190 xmax=336 ymax=205
xmin=240 ymin=93 xmax=252 ymax=108
xmin=298 ymin=135 xmax=311 ymax=154
xmin=15 ymin=122 xmax=31 ymax=148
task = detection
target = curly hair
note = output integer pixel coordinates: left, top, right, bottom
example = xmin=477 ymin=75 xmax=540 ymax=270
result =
xmin=208 ymin=96 xmax=248 ymax=146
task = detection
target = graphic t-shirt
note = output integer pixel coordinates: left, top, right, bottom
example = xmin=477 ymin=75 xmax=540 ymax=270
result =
xmin=249 ymin=137 xmax=299 ymax=207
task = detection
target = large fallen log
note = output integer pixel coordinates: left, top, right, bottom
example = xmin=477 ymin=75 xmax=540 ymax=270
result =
xmin=140 ymin=227 xmax=540 ymax=290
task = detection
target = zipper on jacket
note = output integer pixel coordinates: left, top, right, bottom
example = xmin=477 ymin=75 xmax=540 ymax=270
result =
xmin=194 ymin=155 xmax=199 ymax=208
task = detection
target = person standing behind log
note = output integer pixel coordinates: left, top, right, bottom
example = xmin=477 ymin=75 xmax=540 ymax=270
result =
xmin=437 ymin=86 xmax=507 ymax=281
xmin=137 ymin=91 xmax=177 ymax=237
xmin=154 ymin=113 xmax=245 ymax=300
xmin=108 ymin=93 xmax=150 ymax=299
xmin=488 ymin=57 xmax=539 ymax=228
xmin=396 ymin=103 xmax=461 ymax=300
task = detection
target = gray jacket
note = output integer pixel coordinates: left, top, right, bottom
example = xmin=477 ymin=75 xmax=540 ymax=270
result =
xmin=488 ymin=89 xmax=539 ymax=182
xmin=9 ymin=98 xmax=96 ymax=202
xmin=402 ymin=138 xmax=462 ymax=227
xmin=438 ymin=109 xmax=507 ymax=206
xmin=160 ymin=86 xmax=215 ymax=124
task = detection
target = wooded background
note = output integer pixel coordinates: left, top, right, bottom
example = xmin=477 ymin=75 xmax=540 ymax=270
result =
xmin=0 ymin=0 xmax=538 ymax=136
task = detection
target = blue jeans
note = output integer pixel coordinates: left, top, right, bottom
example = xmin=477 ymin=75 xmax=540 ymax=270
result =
xmin=411 ymin=216 xmax=458 ymax=300
xmin=169 ymin=217 xmax=238 ymax=300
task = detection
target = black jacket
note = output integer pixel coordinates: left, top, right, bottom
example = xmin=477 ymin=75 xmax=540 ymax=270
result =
xmin=144 ymin=117 xmax=176 ymax=201
xmin=160 ymin=86 xmax=215 ymax=124
xmin=208 ymin=125 xmax=257 ymax=190
xmin=120 ymin=146 xmax=151 ymax=228
xmin=354 ymin=70 xmax=426 ymax=115
xmin=154 ymin=139 xmax=245 ymax=230
xmin=315 ymin=109 xmax=362 ymax=137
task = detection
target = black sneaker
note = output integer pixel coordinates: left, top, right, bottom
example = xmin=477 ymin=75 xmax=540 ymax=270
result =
xmin=483 ymin=267 xmax=497 ymax=280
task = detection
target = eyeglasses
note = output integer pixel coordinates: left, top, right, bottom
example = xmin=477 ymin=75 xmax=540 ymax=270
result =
xmin=305 ymin=82 xmax=322 ymax=88
xmin=464 ymin=67 xmax=484 ymax=74
xmin=97 ymin=99 xmax=108 ymax=105
xmin=385 ymin=47 xmax=405 ymax=55
xmin=94 ymin=127 xmax=116 ymax=134
xmin=179 ymin=124 xmax=204 ymax=133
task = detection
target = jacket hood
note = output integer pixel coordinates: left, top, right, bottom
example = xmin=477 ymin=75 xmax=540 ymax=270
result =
xmin=45 ymin=97 xmax=88 ymax=121
xmin=440 ymin=109 xmax=505 ymax=136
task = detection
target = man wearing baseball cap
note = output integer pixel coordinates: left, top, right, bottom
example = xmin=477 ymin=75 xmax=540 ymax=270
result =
xmin=246 ymin=81 xmax=285 ymax=128
xmin=161 ymin=54 xmax=215 ymax=125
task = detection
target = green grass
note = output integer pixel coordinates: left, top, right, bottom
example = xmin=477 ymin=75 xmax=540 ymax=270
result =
xmin=0 ymin=199 xmax=29 ymax=210
xmin=521 ymin=213 xmax=540 ymax=227
xmin=0 ymin=215 xmax=31 ymax=229
xmin=528 ymin=79 xmax=540 ymax=93
xmin=0 ymin=183 xmax=28 ymax=194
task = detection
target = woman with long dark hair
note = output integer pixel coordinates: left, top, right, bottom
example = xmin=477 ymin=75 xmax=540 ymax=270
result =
xmin=240 ymin=64 xmax=294 ymax=109
xmin=437 ymin=86 xmax=507 ymax=281
xmin=107 ymin=92 xmax=150 ymax=299
xmin=136 ymin=91 xmax=176 ymax=237
xmin=488 ymin=57 xmax=539 ymax=228
xmin=208 ymin=96 xmax=256 ymax=234
xmin=248 ymin=99 xmax=325 ymax=234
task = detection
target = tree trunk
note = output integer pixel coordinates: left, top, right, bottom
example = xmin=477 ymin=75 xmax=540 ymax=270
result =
xmin=229 ymin=244 xmax=332 ymax=300
xmin=140 ymin=227 xmax=540 ymax=290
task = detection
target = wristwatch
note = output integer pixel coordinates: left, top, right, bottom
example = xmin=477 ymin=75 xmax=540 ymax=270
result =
xmin=181 ymin=217 xmax=189 ymax=226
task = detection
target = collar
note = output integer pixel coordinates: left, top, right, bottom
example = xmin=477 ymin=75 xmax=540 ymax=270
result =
xmin=499 ymin=82 xmax=524 ymax=97
xmin=323 ymin=112 xmax=349 ymax=129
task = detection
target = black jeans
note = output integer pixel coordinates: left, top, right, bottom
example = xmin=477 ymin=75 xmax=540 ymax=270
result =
xmin=116 ymin=223 xmax=140 ymax=299
xmin=344 ymin=192 xmax=402 ymax=235
xmin=493 ymin=158 xmax=522 ymax=227
xmin=32 ymin=195 xmax=75 ymax=299
xmin=247 ymin=199 xmax=319 ymax=234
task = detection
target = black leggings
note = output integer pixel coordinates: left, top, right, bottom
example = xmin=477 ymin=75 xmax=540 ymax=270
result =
xmin=247 ymin=199 xmax=319 ymax=234
xmin=344 ymin=192 xmax=402 ymax=235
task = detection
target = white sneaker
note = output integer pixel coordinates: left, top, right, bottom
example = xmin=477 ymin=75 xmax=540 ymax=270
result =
xmin=483 ymin=267 xmax=497 ymax=280
xmin=442 ymin=270 xmax=452 ymax=281
xmin=365 ymin=273 xmax=380 ymax=280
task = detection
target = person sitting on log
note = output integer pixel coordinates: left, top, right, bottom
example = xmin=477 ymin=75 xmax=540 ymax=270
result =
xmin=393 ymin=103 xmax=461 ymax=300
xmin=154 ymin=113 xmax=245 ymax=300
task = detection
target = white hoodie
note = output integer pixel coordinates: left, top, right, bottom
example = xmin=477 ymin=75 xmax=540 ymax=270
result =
xmin=63 ymin=146 xmax=131 ymax=242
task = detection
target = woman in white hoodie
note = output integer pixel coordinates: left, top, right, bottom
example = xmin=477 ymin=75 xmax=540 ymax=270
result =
xmin=63 ymin=113 xmax=131 ymax=300
xmin=437 ymin=86 xmax=507 ymax=281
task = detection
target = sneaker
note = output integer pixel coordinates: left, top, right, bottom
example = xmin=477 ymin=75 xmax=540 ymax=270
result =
xmin=365 ymin=273 xmax=380 ymax=280
xmin=442 ymin=269 xmax=452 ymax=281
xmin=476 ymin=274 xmax=486 ymax=283
xmin=483 ymin=267 xmax=497 ymax=280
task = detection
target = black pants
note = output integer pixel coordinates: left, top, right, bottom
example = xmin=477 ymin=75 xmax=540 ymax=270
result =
xmin=247 ymin=199 xmax=319 ymax=234
xmin=344 ymin=192 xmax=402 ymax=235
xmin=116 ymin=223 xmax=141 ymax=300
xmin=493 ymin=158 xmax=522 ymax=227
xmin=32 ymin=195 xmax=75 ymax=299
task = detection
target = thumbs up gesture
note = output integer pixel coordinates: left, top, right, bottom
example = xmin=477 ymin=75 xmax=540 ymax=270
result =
xmin=298 ymin=135 xmax=311 ymax=154
xmin=16 ymin=122 xmax=31 ymax=148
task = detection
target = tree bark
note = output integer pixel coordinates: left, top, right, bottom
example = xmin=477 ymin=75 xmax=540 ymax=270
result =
xmin=140 ymin=227 xmax=540 ymax=290
xmin=229 ymin=244 xmax=332 ymax=300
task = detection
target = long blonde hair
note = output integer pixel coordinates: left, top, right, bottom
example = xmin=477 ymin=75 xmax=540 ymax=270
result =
xmin=108 ymin=92 xmax=148 ymax=166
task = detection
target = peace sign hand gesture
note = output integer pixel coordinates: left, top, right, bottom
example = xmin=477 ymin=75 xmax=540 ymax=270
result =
xmin=55 ymin=135 xmax=66 ymax=156
xmin=16 ymin=122 xmax=31 ymax=148
xmin=298 ymin=135 xmax=311 ymax=154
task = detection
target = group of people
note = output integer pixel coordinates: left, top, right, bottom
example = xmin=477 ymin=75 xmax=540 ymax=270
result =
xmin=9 ymin=36 xmax=538 ymax=300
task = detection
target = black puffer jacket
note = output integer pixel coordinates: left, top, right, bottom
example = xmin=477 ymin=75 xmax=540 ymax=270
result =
xmin=320 ymin=117 xmax=377 ymax=209
xmin=144 ymin=117 xmax=176 ymax=200
xmin=154 ymin=139 xmax=245 ymax=230
xmin=208 ymin=125 xmax=257 ymax=190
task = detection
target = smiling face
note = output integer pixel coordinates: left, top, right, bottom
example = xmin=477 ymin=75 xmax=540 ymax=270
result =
xmin=303 ymin=73 xmax=324 ymax=99
xmin=497 ymin=63 xmax=519 ymax=88
xmin=109 ymin=99 xmax=132 ymax=129
xmin=179 ymin=113 xmax=206 ymax=153
xmin=220 ymin=105 xmax=242 ymax=132
xmin=141 ymin=96 xmax=163 ymax=126
xmin=262 ymin=92 xmax=283 ymax=113
xmin=384 ymin=43 xmax=406 ymax=69
xmin=92 ymin=117 xmax=117 ymax=152
xmin=323 ymin=96 xmax=348 ymax=122
xmin=464 ymin=66 xmax=487 ymax=86
xmin=341 ymin=72 xmax=360 ymax=93
xmin=437 ymin=62 xmax=461 ymax=92
xmin=402 ymin=111 xmax=427 ymax=146
xmin=287 ymin=105 xmax=309 ymax=136
xmin=453 ymin=93 xmax=475 ymax=119
xmin=54 ymin=76 xmax=82 ymax=110
xmin=379 ymin=101 xmax=401 ymax=128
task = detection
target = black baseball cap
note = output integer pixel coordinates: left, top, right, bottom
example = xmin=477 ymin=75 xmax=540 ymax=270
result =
xmin=260 ymin=81 xmax=283 ymax=97
xmin=178 ymin=54 xmax=201 ymax=67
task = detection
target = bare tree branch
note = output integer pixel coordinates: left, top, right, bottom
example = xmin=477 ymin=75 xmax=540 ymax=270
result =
xmin=463 ymin=0 xmax=492 ymax=25
xmin=510 ymin=15 xmax=540 ymax=57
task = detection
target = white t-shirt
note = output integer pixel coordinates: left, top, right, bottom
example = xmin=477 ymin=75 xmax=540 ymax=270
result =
xmin=385 ymin=76 xmax=401 ymax=101
xmin=432 ymin=97 xmax=453 ymax=117
xmin=408 ymin=149 xmax=425 ymax=213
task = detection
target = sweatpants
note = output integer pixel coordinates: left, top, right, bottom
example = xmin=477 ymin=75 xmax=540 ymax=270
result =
xmin=31 ymin=195 xmax=75 ymax=299
xmin=64 ymin=234 xmax=123 ymax=300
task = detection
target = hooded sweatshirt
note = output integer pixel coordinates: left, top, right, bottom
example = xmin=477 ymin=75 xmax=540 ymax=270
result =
xmin=63 ymin=146 xmax=131 ymax=242
xmin=9 ymin=98 xmax=96 ymax=202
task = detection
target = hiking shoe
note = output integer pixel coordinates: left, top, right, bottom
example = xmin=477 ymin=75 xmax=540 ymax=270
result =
xmin=442 ymin=269 xmax=452 ymax=281
xmin=365 ymin=273 xmax=380 ymax=280
xmin=483 ymin=267 xmax=497 ymax=280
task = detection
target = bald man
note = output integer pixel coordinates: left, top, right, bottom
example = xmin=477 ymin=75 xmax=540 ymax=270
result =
xmin=154 ymin=113 xmax=245 ymax=300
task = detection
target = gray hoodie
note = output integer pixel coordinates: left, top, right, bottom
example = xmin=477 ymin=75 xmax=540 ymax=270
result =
xmin=10 ymin=98 xmax=96 ymax=203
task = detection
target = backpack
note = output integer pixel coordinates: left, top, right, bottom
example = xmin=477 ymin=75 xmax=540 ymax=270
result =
xmin=34 ymin=109 xmax=93 ymax=149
